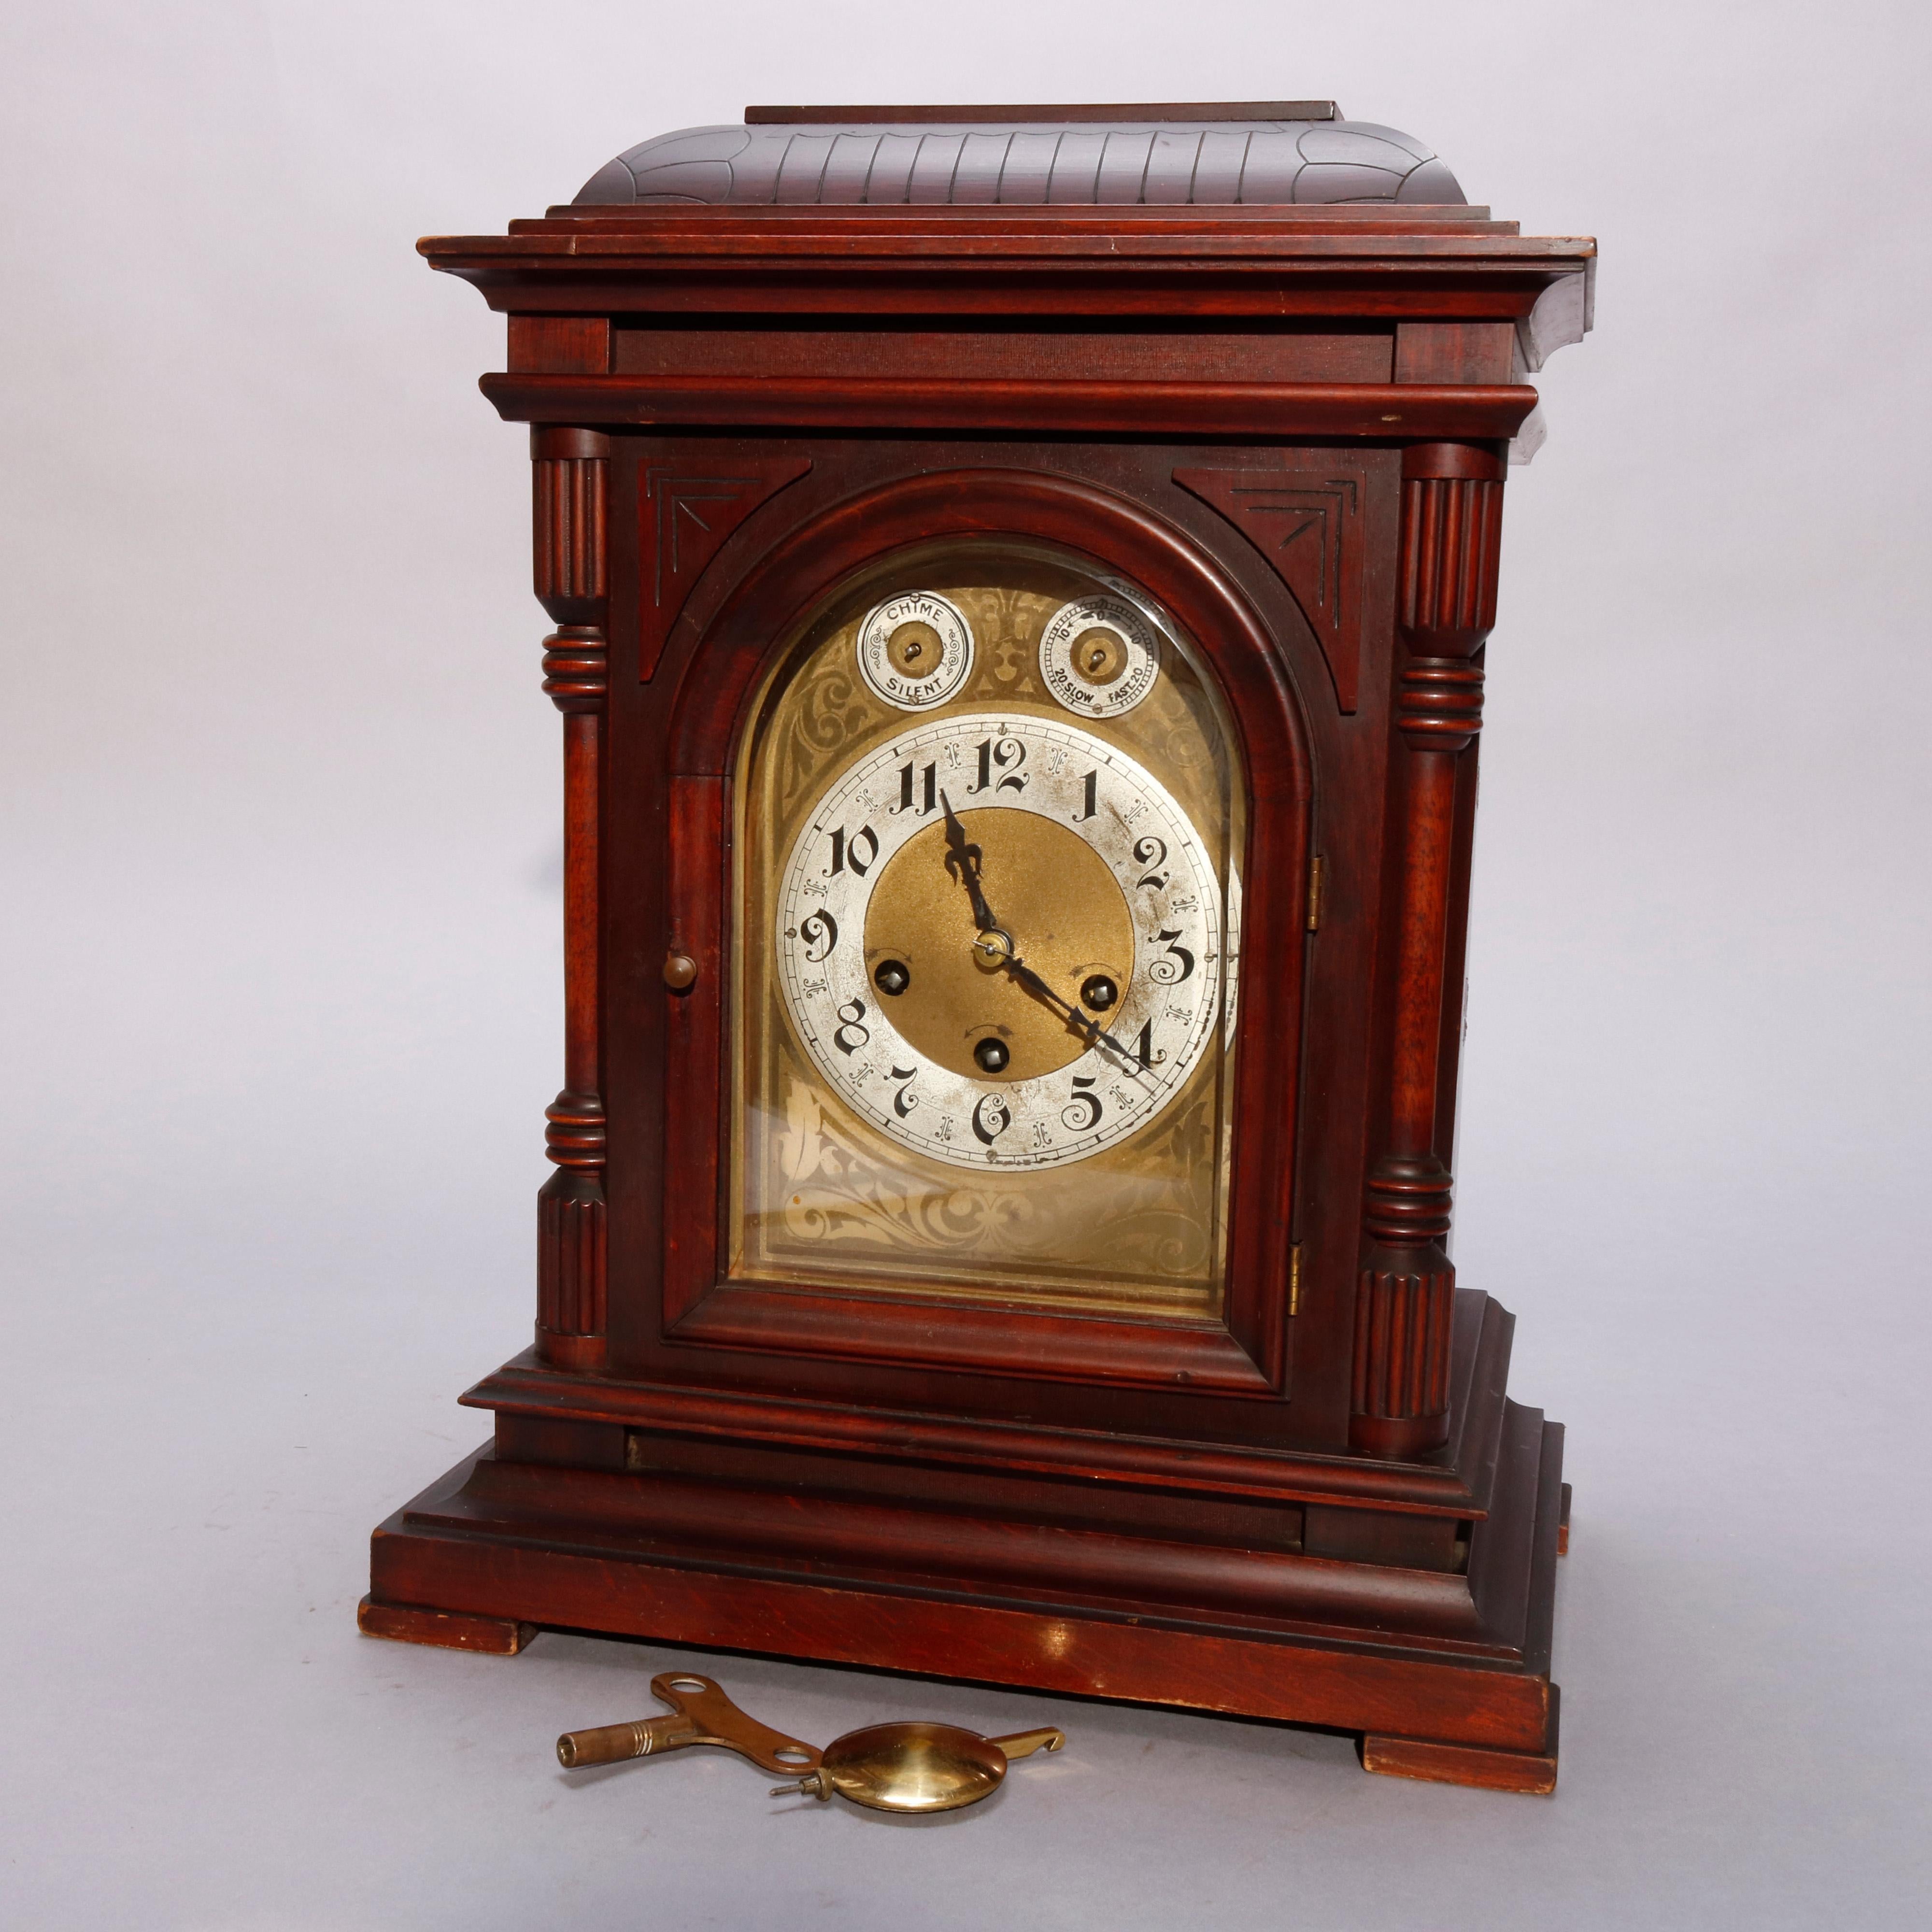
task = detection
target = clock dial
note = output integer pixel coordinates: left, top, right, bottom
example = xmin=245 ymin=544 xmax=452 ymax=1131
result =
xmin=1037 ymin=593 xmax=1161 ymax=718
xmin=854 ymin=591 xmax=974 ymax=710
xmin=777 ymin=713 xmax=1222 ymax=1171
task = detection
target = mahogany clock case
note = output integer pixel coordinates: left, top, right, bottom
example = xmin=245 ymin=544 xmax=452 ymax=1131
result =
xmin=363 ymin=106 xmax=1594 ymax=1797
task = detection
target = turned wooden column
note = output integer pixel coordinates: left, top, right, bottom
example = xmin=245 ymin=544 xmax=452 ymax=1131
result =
xmin=531 ymin=427 xmax=610 ymax=1370
xmin=1352 ymin=441 xmax=1505 ymax=1456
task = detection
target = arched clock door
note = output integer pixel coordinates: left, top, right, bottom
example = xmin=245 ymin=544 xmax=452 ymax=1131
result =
xmin=638 ymin=470 xmax=1314 ymax=1436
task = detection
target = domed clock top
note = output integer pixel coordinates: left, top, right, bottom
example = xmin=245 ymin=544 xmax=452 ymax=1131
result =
xmin=574 ymin=101 xmax=1467 ymax=208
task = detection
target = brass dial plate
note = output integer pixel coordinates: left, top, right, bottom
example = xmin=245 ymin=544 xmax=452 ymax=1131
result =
xmin=861 ymin=807 xmax=1134 ymax=1083
xmin=732 ymin=548 xmax=1245 ymax=1316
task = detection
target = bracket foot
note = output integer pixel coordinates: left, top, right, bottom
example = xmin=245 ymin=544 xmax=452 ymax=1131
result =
xmin=357 ymin=1594 xmax=536 ymax=1656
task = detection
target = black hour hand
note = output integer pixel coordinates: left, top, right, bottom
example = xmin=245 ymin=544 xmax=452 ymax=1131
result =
xmin=939 ymin=789 xmax=997 ymax=933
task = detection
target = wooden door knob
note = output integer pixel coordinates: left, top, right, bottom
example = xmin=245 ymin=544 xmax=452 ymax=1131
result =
xmin=663 ymin=952 xmax=698 ymax=990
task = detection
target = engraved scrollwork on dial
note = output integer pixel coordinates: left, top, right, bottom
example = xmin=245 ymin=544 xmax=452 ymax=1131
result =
xmin=855 ymin=591 xmax=975 ymax=711
xmin=1037 ymin=594 xmax=1161 ymax=719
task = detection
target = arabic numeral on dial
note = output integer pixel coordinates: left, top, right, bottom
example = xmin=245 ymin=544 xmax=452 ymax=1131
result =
xmin=799 ymin=910 xmax=838 ymax=962
xmin=971 ymin=1093 xmax=1011 ymax=1145
xmin=1073 ymin=768 xmax=1097 ymax=822
xmin=893 ymin=761 xmax=938 ymax=816
xmin=1131 ymin=1019 xmax=1163 ymax=1068
xmin=1061 ymin=1075 xmax=1102 ymax=1133
xmin=1148 ymin=926 xmax=1195 ymax=985
xmin=1133 ymin=836 xmax=1169 ymax=891
xmin=890 ymin=1065 xmax=920 ymax=1118
xmin=970 ymin=736 xmax=1028 ymax=795
xmin=824 ymin=824 xmax=879 ymax=878
xmin=832 ymin=998 xmax=870 ymax=1055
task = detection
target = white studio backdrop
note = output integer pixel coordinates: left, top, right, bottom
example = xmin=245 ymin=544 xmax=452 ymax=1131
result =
xmin=2 ymin=3 xmax=1928 ymax=1926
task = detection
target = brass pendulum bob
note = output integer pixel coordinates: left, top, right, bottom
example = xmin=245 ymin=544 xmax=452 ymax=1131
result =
xmin=767 ymin=1719 xmax=1065 ymax=1814
xmin=555 ymin=1673 xmax=1065 ymax=1814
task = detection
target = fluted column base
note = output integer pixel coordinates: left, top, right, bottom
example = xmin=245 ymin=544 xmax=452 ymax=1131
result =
xmin=1349 ymin=1264 xmax=1455 ymax=1457
xmin=537 ymin=1085 xmax=607 ymax=1371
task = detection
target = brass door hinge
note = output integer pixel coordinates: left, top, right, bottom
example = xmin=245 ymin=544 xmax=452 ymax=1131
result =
xmin=1306 ymin=855 xmax=1325 ymax=932
xmin=1289 ymin=1243 xmax=1303 ymax=1318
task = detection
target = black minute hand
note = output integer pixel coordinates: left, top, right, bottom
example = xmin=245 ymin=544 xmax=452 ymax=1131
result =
xmin=997 ymin=945 xmax=1153 ymax=1085
xmin=938 ymin=789 xmax=998 ymax=934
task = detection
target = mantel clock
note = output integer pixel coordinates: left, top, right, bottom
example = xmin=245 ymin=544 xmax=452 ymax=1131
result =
xmin=362 ymin=102 xmax=1595 ymax=1794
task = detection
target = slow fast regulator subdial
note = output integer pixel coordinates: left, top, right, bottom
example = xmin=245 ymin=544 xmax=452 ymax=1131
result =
xmin=776 ymin=713 xmax=1226 ymax=1171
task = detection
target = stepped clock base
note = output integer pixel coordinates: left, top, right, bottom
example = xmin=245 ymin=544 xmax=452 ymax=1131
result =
xmin=363 ymin=1398 xmax=1566 ymax=1793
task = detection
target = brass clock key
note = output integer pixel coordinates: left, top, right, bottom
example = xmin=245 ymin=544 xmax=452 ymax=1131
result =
xmin=555 ymin=1673 xmax=820 ymax=1777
